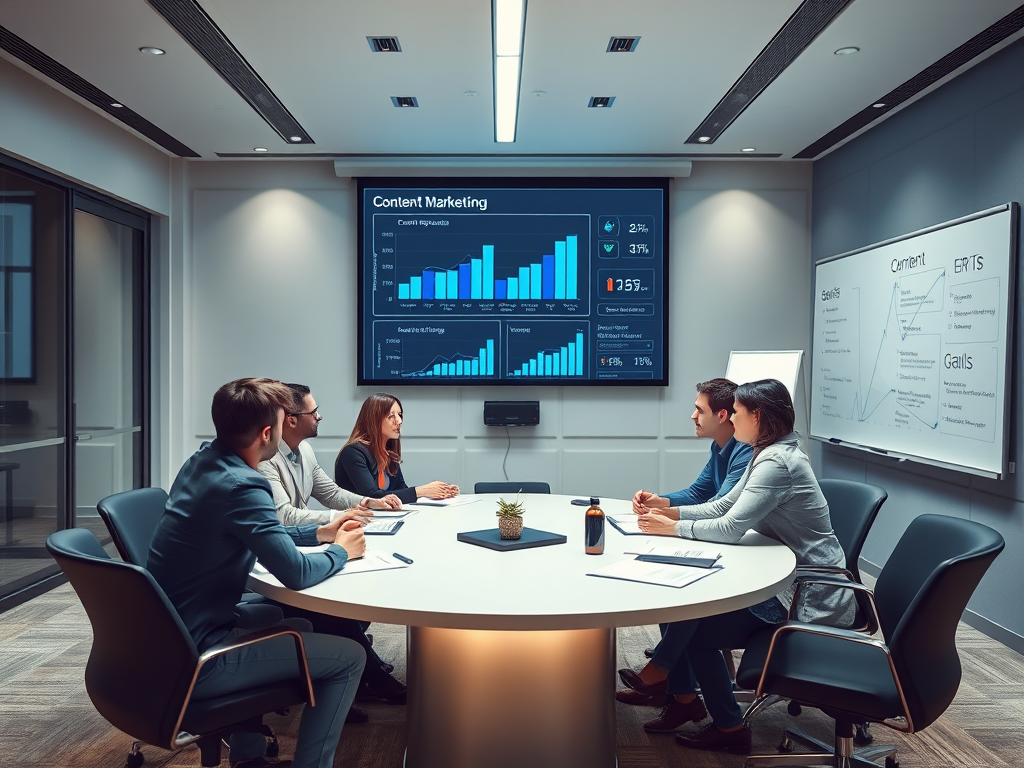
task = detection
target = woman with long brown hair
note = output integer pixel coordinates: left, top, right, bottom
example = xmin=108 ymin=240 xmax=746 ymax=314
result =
xmin=334 ymin=393 xmax=458 ymax=504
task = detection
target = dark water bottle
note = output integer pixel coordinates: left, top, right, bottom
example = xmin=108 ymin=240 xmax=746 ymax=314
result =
xmin=585 ymin=497 xmax=605 ymax=554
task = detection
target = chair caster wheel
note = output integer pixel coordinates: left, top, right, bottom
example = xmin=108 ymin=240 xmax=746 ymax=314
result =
xmin=124 ymin=751 xmax=144 ymax=768
xmin=854 ymin=722 xmax=873 ymax=745
xmin=777 ymin=738 xmax=794 ymax=753
xmin=884 ymin=757 xmax=899 ymax=768
xmin=787 ymin=701 xmax=802 ymax=717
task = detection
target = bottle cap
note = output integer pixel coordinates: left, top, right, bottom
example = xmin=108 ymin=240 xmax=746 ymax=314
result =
xmin=590 ymin=497 xmax=600 ymax=505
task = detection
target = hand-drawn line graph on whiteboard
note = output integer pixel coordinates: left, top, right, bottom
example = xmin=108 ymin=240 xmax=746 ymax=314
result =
xmin=851 ymin=268 xmax=947 ymax=431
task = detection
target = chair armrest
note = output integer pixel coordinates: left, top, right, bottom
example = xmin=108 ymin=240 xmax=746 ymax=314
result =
xmin=789 ymin=575 xmax=881 ymax=635
xmin=170 ymin=626 xmax=316 ymax=749
xmin=755 ymin=621 xmax=915 ymax=732
xmin=794 ymin=565 xmax=856 ymax=581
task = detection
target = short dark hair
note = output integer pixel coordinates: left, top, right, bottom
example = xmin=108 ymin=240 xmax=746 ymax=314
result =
xmin=734 ymin=379 xmax=795 ymax=448
xmin=283 ymin=383 xmax=311 ymax=413
xmin=695 ymin=378 xmax=739 ymax=416
xmin=212 ymin=378 xmax=294 ymax=449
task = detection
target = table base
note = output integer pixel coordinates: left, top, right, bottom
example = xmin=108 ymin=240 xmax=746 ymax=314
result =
xmin=405 ymin=625 xmax=617 ymax=768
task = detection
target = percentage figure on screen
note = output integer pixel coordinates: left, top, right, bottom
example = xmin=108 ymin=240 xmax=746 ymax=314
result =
xmin=600 ymin=356 xmax=624 ymax=366
xmin=628 ymin=243 xmax=649 ymax=254
xmin=628 ymin=222 xmax=649 ymax=234
xmin=635 ymin=356 xmax=653 ymax=366
xmin=605 ymin=277 xmax=641 ymax=292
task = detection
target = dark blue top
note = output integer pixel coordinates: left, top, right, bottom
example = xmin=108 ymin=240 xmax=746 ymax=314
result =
xmin=664 ymin=437 xmax=753 ymax=507
xmin=148 ymin=440 xmax=348 ymax=652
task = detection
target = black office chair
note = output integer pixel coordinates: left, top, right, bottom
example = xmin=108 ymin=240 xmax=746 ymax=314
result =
xmin=740 ymin=514 xmax=1004 ymax=768
xmin=97 ymin=487 xmax=169 ymax=566
xmin=46 ymin=528 xmax=314 ymax=768
xmin=735 ymin=480 xmax=888 ymax=717
xmin=474 ymin=481 xmax=550 ymax=494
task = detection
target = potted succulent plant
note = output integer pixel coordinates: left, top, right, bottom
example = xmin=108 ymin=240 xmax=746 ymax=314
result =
xmin=495 ymin=492 xmax=525 ymax=540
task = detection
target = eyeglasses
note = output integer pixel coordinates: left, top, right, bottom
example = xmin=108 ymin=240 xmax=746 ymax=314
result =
xmin=290 ymin=406 xmax=319 ymax=418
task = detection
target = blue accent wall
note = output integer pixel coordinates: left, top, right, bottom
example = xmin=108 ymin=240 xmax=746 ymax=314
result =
xmin=812 ymin=40 xmax=1024 ymax=647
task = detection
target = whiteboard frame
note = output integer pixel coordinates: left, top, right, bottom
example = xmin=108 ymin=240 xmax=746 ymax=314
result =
xmin=810 ymin=203 xmax=1018 ymax=479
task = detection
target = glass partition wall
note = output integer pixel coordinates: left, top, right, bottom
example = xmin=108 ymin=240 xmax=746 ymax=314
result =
xmin=0 ymin=159 xmax=149 ymax=605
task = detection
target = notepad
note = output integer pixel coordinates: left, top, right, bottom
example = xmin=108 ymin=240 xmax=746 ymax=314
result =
xmin=625 ymin=544 xmax=723 ymax=569
xmin=409 ymin=495 xmax=481 ymax=508
xmin=587 ymin=559 xmax=722 ymax=589
xmin=606 ymin=515 xmax=645 ymax=535
xmin=362 ymin=519 xmax=404 ymax=535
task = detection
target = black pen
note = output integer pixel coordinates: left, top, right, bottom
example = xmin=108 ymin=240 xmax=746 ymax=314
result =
xmin=393 ymin=553 xmax=414 ymax=564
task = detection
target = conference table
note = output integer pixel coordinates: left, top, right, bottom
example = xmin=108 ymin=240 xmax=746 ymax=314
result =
xmin=247 ymin=494 xmax=796 ymax=768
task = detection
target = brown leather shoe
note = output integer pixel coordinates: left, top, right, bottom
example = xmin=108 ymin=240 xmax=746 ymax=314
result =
xmin=642 ymin=697 xmax=709 ymax=732
xmin=674 ymin=723 xmax=752 ymax=754
xmin=615 ymin=687 xmax=671 ymax=707
xmin=618 ymin=667 xmax=668 ymax=697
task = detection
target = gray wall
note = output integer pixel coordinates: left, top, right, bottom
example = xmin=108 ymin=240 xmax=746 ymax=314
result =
xmin=812 ymin=39 xmax=1024 ymax=648
xmin=158 ymin=160 xmax=813 ymax=503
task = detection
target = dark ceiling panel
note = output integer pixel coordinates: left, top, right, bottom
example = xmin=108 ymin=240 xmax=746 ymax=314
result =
xmin=146 ymin=0 xmax=313 ymax=145
xmin=797 ymin=4 xmax=1024 ymax=159
xmin=685 ymin=0 xmax=855 ymax=145
xmin=0 ymin=24 xmax=200 ymax=158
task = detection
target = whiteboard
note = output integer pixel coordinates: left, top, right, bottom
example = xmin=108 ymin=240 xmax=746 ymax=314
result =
xmin=726 ymin=351 xmax=803 ymax=402
xmin=810 ymin=204 xmax=1017 ymax=478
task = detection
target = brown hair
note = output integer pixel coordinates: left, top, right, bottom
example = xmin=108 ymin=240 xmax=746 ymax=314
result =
xmin=283 ymin=383 xmax=311 ymax=413
xmin=343 ymin=392 xmax=403 ymax=477
xmin=734 ymin=379 xmax=795 ymax=448
xmin=695 ymin=378 xmax=739 ymax=416
xmin=212 ymin=378 xmax=294 ymax=450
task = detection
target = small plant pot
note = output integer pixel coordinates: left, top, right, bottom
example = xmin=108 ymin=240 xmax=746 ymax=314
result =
xmin=498 ymin=516 xmax=524 ymax=540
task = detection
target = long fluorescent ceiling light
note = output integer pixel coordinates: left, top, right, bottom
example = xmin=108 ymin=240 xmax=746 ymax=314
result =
xmin=493 ymin=0 xmax=526 ymax=142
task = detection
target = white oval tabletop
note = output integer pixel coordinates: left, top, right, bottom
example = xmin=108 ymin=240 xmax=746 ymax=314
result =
xmin=248 ymin=494 xmax=796 ymax=631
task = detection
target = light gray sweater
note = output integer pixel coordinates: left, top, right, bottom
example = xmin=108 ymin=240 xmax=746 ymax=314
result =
xmin=673 ymin=432 xmax=852 ymax=624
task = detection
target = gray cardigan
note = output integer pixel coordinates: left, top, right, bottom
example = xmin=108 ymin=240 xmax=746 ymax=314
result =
xmin=673 ymin=432 xmax=852 ymax=624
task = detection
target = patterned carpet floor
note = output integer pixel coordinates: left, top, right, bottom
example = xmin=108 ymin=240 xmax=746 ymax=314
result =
xmin=2 ymin=583 xmax=1022 ymax=767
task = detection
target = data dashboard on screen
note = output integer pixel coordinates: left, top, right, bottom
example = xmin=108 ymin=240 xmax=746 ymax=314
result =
xmin=357 ymin=178 xmax=669 ymax=386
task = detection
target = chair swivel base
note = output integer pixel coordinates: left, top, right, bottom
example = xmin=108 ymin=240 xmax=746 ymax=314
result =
xmin=744 ymin=726 xmax=898 ymax=768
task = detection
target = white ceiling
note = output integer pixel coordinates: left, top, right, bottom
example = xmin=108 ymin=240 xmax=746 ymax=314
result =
xmin=2 ymin=0 xmax=1022 ymax=160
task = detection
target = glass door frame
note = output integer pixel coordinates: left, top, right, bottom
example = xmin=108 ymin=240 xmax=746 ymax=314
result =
xmin=69 ymin=192 xmax=151 ymax=528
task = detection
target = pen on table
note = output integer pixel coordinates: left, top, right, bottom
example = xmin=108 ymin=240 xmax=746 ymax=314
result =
xmin=393 ymin=553 xmax=414 ymax=564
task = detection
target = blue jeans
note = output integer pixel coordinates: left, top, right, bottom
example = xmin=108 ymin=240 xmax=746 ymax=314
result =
xmin=193 ymin=619 xmax=365 ymax=768
xmin=659 ymin=608 xmax=773 ymax=729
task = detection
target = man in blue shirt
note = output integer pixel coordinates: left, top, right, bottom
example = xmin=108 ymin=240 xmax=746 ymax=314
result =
xmin=619 ymin=378 xmax=752 ymax=712
xmin=149 ymin=378 xmax=366 ymax=768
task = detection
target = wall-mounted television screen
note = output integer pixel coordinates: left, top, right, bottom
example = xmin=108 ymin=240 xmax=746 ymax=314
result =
xmin=357 ymin=177 xmax=669 ymax=386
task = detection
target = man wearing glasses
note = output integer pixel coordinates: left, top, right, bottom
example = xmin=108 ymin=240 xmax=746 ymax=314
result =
xmin=258 ymin=383 xmax=407 ymax=713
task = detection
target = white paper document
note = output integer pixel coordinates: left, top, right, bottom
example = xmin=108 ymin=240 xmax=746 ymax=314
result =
xmin=587 ymin=558 xmax=722 ymax=589
xmin=410 ymin=494 xmax=481 ymax=507
xmin=606 ymin=514 xmax=643 ymax=534
xmin=623 ymin=544 xmax=723 ymax=561
xmin=362 ymin=518 xmax=403 ymax=534
xmin=254 ymin=547 xmax=409 ymax=577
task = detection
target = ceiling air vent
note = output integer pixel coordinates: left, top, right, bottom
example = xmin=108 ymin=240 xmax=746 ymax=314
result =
xmin=368 ymin=36 xmax=402 ymax=53
xmin=588 ymin=96 xmax=615 ymax=108
xmin=607 ymin=36 xmax=640 ymax=53
xmin=391 ymin=96 xmax=419 ymax=108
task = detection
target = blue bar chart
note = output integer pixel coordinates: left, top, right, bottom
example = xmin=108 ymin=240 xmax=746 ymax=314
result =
xmin=374 ymin=214 xmax=590 ymax=317
xmin=372 ymin=321 xmax=500 ymax=379
xmin=505 ymin=322 xmax=589 ymax=379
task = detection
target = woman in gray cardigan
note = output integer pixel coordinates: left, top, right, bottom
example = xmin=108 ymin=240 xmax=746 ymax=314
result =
xmin=626 ymin=379 xmax=851 ymax=755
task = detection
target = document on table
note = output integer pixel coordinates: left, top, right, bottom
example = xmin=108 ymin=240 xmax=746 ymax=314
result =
xmin=253 ymin=547 xmax=410 ymax=576
xmin=409 ymin=494 xmax=481 ymax=507
xmin=587 ymin=558 xmax=722 ymax=589
xmin=331 ymin=507 xmax=416 ymax=520
xmin=606 ymin=514 xmax=644 ymax=535
xmin=623 ymin=544 xmax=723 ymax=562
xmin=361 ymin=518 xmax=403 ymax=534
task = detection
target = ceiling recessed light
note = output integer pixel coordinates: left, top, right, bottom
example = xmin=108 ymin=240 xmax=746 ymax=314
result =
xmin=464 ymin=90 xmax=479 ymax=97
xmin=532 ymin=90 xmax=546 ymax=97
xmin=588 ymin=96 xmax=615 ymax=108
xmin=741 ymin=147 xmax=756 ymax=153
xmin=391 ymin=96 xmax=419 ymax=108
xmin=254 ymin=147 xmax=269 ymax=153
xmin=698 ymin=136 xmax=711 ymax=143
xmin=872 ymin=102 xmax=886 ymax=108
xmin=139 ymin=46 xmax=165 ymax=55
xmin=110 ymin=102 xmax=123 ymax=108
xmin=834 ymin=46 xmax=860 ymax=56
xmin=289 ymin=135 xmax=303 ymax=142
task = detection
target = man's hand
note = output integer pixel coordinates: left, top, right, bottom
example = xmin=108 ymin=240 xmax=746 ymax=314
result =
xmin=365 ymin=494 xmax=402 ymax=510
xmin=331 ymin=507 xmax=375 ymax=526
xmin=637 ymin=513 xmax=678 ymax=537
xmin=315 ymin=514 xmax=348 ymax=543
xmin=334 ymin=519 xmax=365 ymax=560
xmin=632 ymin=490 xmax=668 ymax=515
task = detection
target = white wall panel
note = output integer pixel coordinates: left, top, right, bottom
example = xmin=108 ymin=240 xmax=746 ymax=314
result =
xmin=562 ymin=389 xmax=660 ymax=438
xmin=658 ymin=445 xmax=716 ymax=495
xmin=562 ymin=449 xmax=660 ymax=501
